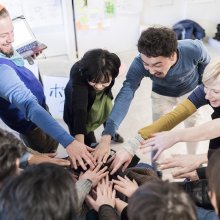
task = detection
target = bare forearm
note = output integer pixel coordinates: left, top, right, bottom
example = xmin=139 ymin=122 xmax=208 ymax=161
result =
xmin=196 ymin=154 xmax=208 ymax=166
xmin=175 ymin=119 xmax=220 ymax=142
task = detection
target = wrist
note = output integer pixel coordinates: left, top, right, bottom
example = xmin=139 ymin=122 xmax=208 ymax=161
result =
xmin=100 ymin=135 xmax=111 ymax=144
xmin=124 ymin=134 xmax=144 ymax=156
xmin=173 ymin=130 xmax=182 ymax=143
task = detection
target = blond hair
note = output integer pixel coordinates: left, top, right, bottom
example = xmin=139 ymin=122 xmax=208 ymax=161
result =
xmin=202 ymin=58 xmax=220 ymax=84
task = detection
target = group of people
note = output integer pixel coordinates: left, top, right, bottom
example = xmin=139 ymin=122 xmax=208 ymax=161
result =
xmin=1 ymin=2 xmax=220 ymax=220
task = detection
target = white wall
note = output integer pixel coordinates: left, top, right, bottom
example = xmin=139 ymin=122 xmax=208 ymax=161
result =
xmin=141 ymin=0 xmax=220 ymax=37
xmin=186 ymin=0 xmax=220 ymax=37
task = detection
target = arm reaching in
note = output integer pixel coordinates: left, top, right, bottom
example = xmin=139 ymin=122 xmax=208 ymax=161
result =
xmin=109 ymin=98 xmax=199 ymax=169
xmin=109 ymin=135 xmax=144 ymax=175
xmin=140 ymin=131 xmax=181 ymax=160
xmin=0 ymin=65 xmax=96 ymax=171
xmin=159 ymin=154 xmax=207 ymax=179
xmin=141 ymin=118 xmax=220 ymax=160
xmin=28 ymin=153 xmax=71 ymax=167
xmin=92 ymin=135 xmax=111 ymax=163
xmin=138 ymin=99 xmax=197 ymax=139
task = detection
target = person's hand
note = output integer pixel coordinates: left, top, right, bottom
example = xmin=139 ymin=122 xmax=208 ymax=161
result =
xmin=112 ymin=175 xmax=138 ymax=198
xmin=31 ymin=51 xmax=42 ymax=59
xmin=158 ymin=154 xmax=207 ymax=178
xmin=79 ymin=163 xmax=109 ymax=187
xmin=93 ymin=135 xmax=112 ymax=163
xmin=66 ymin=140 xmax=96 ymax=170
xmin=109 ymin=148 xmax=133 ymax=175
xmin=86 ymin=176 xmax=116 ymax=212
xmin=28 ymin=153 xmax=71 ymax=166
xmin=173 ymin=170 xmax=199 ymax=181
xmin=140 ymin=131 xmax=178 ymax=160
xmin=93 ymin=144 xmax=110 ymax=163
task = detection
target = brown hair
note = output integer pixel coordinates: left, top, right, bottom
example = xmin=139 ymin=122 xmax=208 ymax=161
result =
xmin=0 ymin=4 xmax=9 ymax=19
xmin=138 ymin=26 xmax=177 ymax=58
xmin=128 ymin=179 xmax=197 ymax=220
xmin=206 ymin=149 xmax=220 ymax=217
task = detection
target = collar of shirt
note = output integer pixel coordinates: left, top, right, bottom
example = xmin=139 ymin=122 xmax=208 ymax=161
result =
xmin=0 ymin=49 xmax=24 ymax=67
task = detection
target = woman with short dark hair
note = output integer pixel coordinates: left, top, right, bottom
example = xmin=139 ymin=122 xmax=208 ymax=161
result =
xmin=64 ymin=49 xmax=123 ymax=163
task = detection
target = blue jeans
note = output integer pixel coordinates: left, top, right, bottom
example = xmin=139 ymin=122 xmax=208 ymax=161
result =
xmin=197 ymin=207 xmax=218 ymax=220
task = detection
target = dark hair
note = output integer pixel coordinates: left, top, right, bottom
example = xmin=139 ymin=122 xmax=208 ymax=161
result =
xmin=0 ymin=4 xmax=9 ymax=19
xmin=0 ymin=163 xmax=79 ymax=220
xmin=207 ymin=149 xmax=220 ymax=217
xmin=79 ymin=49 xmax=121 ymax=83
xmin=138 ymin=27 xmax=177 ymax=57
xmin=0 ymin=128 xmax=25 ymax=183
xmin=128 ymin=180 xmax=196 ymax=220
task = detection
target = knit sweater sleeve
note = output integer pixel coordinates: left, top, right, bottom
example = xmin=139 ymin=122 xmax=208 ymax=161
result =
xmin=99 ymin=205 xmax=120 ymax=220
xmin=75 ymin=179 xmax=92 ymax=207
xmin=138 ymin=99 xmax=197 ymax=139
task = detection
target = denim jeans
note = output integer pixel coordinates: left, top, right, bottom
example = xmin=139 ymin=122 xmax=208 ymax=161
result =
xmin=197 ymin=207 xmax=218 ymax=220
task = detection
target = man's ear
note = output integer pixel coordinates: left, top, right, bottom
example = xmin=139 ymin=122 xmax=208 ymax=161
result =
xmin=170 ymin=52 xmax=176 ymax=61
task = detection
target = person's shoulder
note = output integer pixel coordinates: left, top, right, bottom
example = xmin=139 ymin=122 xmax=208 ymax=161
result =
xmin=134 ymin=54 xmax=143 ymax=63
xmin=178 ymin=39 xmax=205 ymax=58
xmin=0 ymin=63 xmax=16 ymax=75
xmin=70 ymin=61 xmax=80 ymax=75
xmin=178 ymin=39 xmax=204 ymax=50
xmin=129 ymin=54 xmax=144 ymax=69
xmin=70 ymin=61 xmax=83 ymax=80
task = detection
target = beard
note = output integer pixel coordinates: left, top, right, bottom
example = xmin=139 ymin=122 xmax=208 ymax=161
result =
xmin=0 ymin=47 xmax=14 ymax=58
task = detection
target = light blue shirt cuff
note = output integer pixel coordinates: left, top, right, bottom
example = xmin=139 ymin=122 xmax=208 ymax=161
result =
xmin=19 ymin=152 xmax=31 ymax=168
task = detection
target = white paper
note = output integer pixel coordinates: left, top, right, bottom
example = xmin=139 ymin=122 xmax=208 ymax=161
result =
xmin=42 ymin=75 xmax=68 ymax=119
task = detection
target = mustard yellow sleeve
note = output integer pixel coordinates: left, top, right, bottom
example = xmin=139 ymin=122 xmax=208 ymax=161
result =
xmin=138 ymin=99 xmax=197 ymax=139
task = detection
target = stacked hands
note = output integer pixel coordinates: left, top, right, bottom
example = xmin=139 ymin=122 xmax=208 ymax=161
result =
xmin=99 ymin=131 xmax=207 ymax=181
xmin=66 ymin=130 xmax=206 ymax=183
xmin=85 ymin=174 xmax=138 ymax=213
xmin=69 ymin=153 xmax=139 ymax=213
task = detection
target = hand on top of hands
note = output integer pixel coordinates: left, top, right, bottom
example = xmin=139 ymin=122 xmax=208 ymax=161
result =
xmin=86 ymin=175 xmax=116 ymax=212
xmin=108 ymin=149 xmax=133 ymax=175
xmin=139 ymin=131 xmax=178 ymax=160
xmin=79 ymin=162 xmax=109 ymax=187
xmin=112 ymin=175 xmax=138 ymax=198
xmin=66 ymin=140 xmax=96 ymax=170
